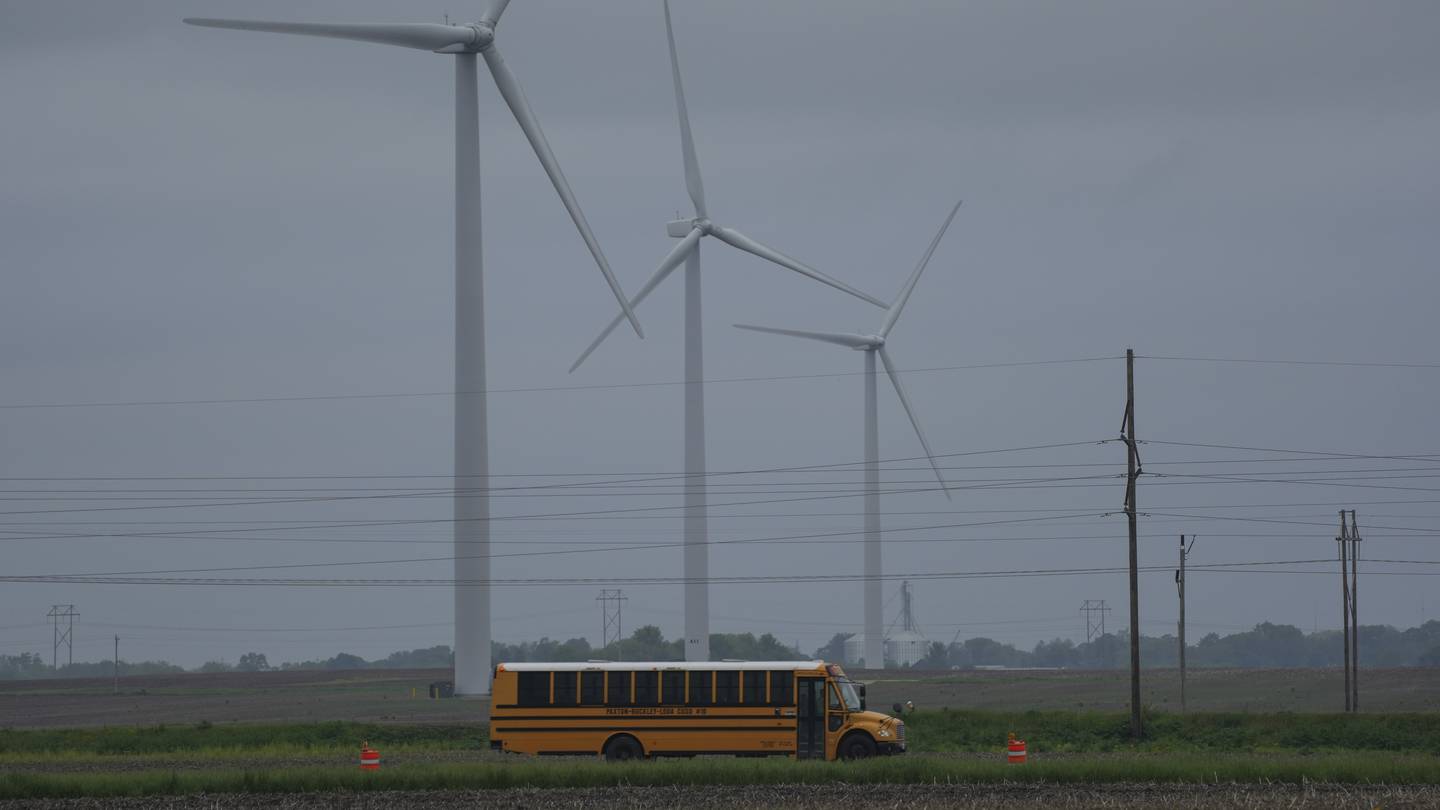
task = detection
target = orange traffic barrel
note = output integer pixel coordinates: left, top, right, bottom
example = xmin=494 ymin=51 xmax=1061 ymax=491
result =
xmin=360 ymin=743 xmax=381 ymax=771
xmin=1007 ymin=732 xmax=1027 ymax=764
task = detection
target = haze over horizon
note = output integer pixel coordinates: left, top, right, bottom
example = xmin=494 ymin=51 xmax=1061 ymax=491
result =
xmin=2 ymin=0 xmax=1438 ymax=668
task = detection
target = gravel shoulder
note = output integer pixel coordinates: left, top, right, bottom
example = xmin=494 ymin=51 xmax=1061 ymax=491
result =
xmin=3 ymin=783 xmax=1438 ymax=809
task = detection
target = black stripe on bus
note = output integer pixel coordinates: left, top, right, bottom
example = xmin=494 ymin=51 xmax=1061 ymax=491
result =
xmin=494 ymin=726 xmax=789 ymax=734
xmin=491 ymin=704 xmax=796 ymax=711
xmin=489 ymin=714 xmax=788 ymax=722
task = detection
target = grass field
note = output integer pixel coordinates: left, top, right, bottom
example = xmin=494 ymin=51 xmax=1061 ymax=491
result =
xmin=2 ymin=669 xmax=1436 ymax=803
xmin=5 ymin=711 xmax=1438 ymax=760
xmin=3 ymin=753 xmax=1439 ymax=800
xmin=3 ymin=666 xmax=1436 ymax=730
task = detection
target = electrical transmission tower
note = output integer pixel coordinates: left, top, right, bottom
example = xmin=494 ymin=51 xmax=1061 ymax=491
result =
xmin=47 ymin=604 xmax=78 ymax=670
xmin=596 ymin=589 xmax=627 ymax=659
xmin=899 ymin=581 xmax=921 ymax=636
xmin=1080 ymin=599 xmax=1111 ymax=643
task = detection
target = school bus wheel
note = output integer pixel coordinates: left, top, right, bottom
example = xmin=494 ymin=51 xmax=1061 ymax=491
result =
xmin=839 ymin=732 xmax=877 ymax=760
xmin=603 ymin=734 xmax=645 ymax=762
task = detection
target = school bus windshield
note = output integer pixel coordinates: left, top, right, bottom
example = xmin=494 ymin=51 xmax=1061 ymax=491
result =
xmin=836 ymin=679 xmax=862 ymax=711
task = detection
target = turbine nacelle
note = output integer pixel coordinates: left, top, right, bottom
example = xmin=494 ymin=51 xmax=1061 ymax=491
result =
xmin=434 ymin=24 xmax=495 ymax=53
xmin=184 ymin=5 xmax=645 ymax=339
xmin=731 ymin=198 xmax=966 ymax=500
xmin=667 ymin=217 xmax=712 ymax=238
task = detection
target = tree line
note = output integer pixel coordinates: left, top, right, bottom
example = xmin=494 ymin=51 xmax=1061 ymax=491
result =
xmin=816 ymin=621 xmax=1440 ymax=670
xmin=3 ymin=621 xmax=1437 ymax=680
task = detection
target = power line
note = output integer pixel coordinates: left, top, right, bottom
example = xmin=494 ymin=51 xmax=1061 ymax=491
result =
xmin=0 ymin=440 xmax=1111 ymax=517
xmin=1 ymin=513 xmax=1114 ymax=576
xmin=7 ymin=451 xmax=1436 ymax=482
xmin=1147 ymin=439 xmax=1440 ymax=466
xmin=4 ymin=559 xmax=1433 ymax=588
xmin=1140 ymin=355 xmax=1440 ymax=370
xmin=0 ymin=356 xmax=1121 ymax=411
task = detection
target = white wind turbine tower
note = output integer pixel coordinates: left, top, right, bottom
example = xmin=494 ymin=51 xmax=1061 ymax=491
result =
xmin=735 ymin=199 xmax=962 ymax=669
xmin=569 ymin=0 xmax=886 ymax=662
xmin=185 ymin=1 xmax=644 ymax=696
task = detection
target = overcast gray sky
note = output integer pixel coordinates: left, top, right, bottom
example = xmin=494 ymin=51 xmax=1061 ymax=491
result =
xmin=2 ymin=0 xmax=1438 ymax=667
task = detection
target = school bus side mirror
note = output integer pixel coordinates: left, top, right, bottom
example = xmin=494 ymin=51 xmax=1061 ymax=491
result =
xmin=858 ymin=684 xmax=867 ymax=711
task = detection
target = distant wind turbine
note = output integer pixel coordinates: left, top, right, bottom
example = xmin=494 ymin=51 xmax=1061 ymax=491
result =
xmin=735 ymin=199 xmax=961 ymax=669
xmin=185 ymin=0 xmax=643 ymax=696
xmin=569 ymin=0 xmax=885 ymax=662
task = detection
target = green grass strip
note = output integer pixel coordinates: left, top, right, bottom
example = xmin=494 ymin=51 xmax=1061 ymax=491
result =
xmin=0 ymin=722 xmax=484 ymax=756
xmin=905 ymin=709 xmax=1440 ymax=753
xmin=1 ymin=754 xmax=1438 ymax=799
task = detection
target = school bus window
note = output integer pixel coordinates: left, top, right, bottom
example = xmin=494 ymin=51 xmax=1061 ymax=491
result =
xmin=716 ymin=671 xmax=739 ymax=705
xmin=553 ymin=671 xmax=577 ymax=706
xmin=828 ymin=682 xmax=843 ymax=711
xmin=517 ymin=671 xmax=549 ymax=707
xmin=689 ymin=670 xmax=712 ymax=705
xmin=742 ymin=670 xmax=765 ymax=704
xmin=769 ymin=670 xmax=794 ymax=706
xmin=661 ymin=671 xmax=684 ymax=704
xmin=580 ymin=671 xmax=604 ymax=705
xmin=607 ymin=671 xmax=631 ymax=706
xmin=635 ymin=671 xmax=659 ymax=705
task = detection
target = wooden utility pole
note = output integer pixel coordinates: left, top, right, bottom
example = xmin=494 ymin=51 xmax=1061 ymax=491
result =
xmin=1349 ymin=510 xmax=1360 ymax=712
xmin=1122 ymin=349 xmax=1142 ymax=739
xmin=113 ymin=635 xmax=119 ymax=695
xmin=1338 ymin=512 xmax=1351 ymax=711
xmin=1176 ymin=535 xmax=1194 ymax=713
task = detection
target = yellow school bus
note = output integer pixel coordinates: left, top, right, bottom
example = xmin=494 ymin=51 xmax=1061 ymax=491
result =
xmin=489 ymin=660 xmax=905 ymax=761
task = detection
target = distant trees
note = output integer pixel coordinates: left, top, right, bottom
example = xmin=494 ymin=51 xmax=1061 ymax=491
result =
xmin=0 ymin=653 xmax=48 ymax=680
xmin=814 ymin=633 xmax=852 ymax=663
xmin=916 ymin=642 xmax=949 ymax=670
xmin=376 ymin=645 xmax=454 ymax=669
xmin=488 ymin=627 xmax=801 ymax=664
xmin=886 ymin=620 xmax=1440 ymax=670
xmin=3 ymin=620 xmax=1439 ymax=679
xmin=236 ymin=652 xmax=270 ymax=672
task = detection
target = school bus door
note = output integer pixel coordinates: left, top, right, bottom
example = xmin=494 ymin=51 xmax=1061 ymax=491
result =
xmin=796 ymin=677 xmax=825 ymax=759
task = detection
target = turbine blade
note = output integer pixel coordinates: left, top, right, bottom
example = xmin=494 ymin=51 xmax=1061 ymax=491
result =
xmin=482 ymin=45 xmax=644 ymax=338
xmin=733 ymin=324 xmax=876 ymax=350
xmin=878 ymin=346 xmax=950 ymax=499
xmin=183 ymin=18 xmax=479 ymax=51
xmin=880 ymin=198 xmax=962 ymax=338
xmin=663 ymin=0 xmax=706 ymax=218
xmin=708 ymin=225 xmax=887 ymax=308
xmin=479 ymin=0 xmax=513 ymax=27
xmin=570 ymin=228 xmax=703 ymax=372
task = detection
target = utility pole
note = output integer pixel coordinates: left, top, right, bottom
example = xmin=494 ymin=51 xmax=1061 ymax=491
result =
xmin=1338 ymin=512 xmax=1351 ymax=711
xmin=113 ymin=635 xmax=119 ymax=695
xmin=1349 ymin=510 xmax=1360 ymax=712
xmin=47 ymin=605 xmax=77 ymax=672
xmin=1121 ymin=348 xmax=1142 ymax=739
xmin=1175 ymin=535 xmax=1195 ymax=713
xmin=596 ymin=589 xmax=627 ymax=660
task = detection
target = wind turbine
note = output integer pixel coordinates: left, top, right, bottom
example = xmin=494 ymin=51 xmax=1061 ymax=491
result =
xmin=735 ymin=199 xmax=961 ymax=669
xmin=185 ymin=1 xmax=643 ymax=696
xmin=569 ymin=0 xmax=885 ymax=662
